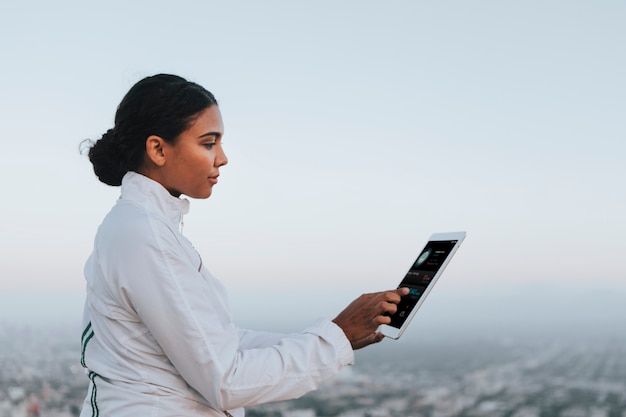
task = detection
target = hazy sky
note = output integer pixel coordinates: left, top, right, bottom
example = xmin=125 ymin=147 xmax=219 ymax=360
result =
xmin=1 ymin=1 xmax=624 ymax=333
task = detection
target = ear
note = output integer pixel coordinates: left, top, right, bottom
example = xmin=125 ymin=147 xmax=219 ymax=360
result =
xmin=145 ymin=135 xmax=167 ymax=167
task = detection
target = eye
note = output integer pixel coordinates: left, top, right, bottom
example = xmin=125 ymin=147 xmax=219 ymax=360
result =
xmin=203 ymin=142 xmax=216 ymax=150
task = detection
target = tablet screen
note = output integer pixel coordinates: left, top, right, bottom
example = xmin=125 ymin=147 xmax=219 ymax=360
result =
xmin=389 ymin=239 xmax=459 ymax=329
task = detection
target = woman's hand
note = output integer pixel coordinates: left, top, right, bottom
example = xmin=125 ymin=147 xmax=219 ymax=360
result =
xmin=332 ymin=288 xmax=409 ymax=350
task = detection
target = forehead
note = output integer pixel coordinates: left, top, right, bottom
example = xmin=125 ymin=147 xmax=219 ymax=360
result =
xmin=185 ymin=105 xmax=224 ymax=137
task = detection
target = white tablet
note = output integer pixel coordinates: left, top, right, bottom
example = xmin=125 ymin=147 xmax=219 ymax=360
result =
xmin=381 ymin=231 xmax=466 ymax=339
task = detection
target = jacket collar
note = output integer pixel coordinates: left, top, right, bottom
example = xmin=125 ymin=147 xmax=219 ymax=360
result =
xmin=120 ymin=171 xmax=190 ymax=231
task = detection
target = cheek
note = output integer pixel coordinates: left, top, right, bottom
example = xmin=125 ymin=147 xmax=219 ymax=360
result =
xmin=200 ymin=151 xmax=215 ymax=166
xmin=185 ymin=148 xmax=212 ymax=164
xmin=192 ymin=150 xmax=215 ymax=172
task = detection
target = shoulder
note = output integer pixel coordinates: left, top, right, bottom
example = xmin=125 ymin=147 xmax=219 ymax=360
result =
xmin=95 ymin=199 xmax=178 ymax=259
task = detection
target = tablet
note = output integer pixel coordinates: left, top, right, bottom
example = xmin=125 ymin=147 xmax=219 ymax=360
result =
xmin=381 ymin=231 xmax=466 ymax=339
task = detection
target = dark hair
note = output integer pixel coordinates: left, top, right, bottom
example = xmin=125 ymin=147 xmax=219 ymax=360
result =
xmin=84 ymin=74 xmax=218 ymax=186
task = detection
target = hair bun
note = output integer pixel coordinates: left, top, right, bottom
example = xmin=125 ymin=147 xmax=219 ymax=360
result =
xmin=87 ymin=129 xmax=128 ymax=186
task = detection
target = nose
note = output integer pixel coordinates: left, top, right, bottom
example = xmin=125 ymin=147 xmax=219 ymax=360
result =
xmin=215 ymin=143 xmax=228 ymax=167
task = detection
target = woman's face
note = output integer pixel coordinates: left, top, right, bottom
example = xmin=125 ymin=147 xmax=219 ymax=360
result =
xmin=157 ymin=105 xmax=228 ymax=199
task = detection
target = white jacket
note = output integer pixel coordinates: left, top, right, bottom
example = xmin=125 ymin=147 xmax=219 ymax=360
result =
xmin=80 ymin=172 xmax=354 ymax=417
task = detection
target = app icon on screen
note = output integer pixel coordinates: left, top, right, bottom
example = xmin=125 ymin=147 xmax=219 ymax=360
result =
xmin=414 ymin=248 xmax=432 ymax=267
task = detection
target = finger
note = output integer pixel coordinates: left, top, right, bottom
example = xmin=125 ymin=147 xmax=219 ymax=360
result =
xmin=372 ymin=314 xmax=391 ymax=326
xmin=381 ymin=301 xmax=398 ymax=315
xmin=397 ymin=287 xmax=410 ymax=296
xmin=378 ymin=288 xmax=409 ymax=304
xmin=370 ymin=299 xmax=400 ymax=317
xmin=390 ymin=287 xmax=410 ymax=299
xmin=352 ymin=332 xmax=385 ymax=350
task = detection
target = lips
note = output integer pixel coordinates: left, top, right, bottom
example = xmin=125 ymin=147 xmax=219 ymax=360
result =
xmin=208 ymin=175 xmax=219 ymax=185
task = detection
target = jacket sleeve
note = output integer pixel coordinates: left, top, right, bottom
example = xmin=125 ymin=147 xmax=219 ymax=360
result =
xmin=109 ymin=216 xmax=354 ymax=411
xmin=238 ymin=329 xmax=288 ymax=350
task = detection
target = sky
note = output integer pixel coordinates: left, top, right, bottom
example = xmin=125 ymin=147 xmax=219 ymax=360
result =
xmin=0 ymin=1 xmax=624 ymax=337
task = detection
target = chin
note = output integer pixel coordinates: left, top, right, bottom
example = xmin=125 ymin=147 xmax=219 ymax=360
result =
xmin=183 ymin=188 xmax=212 ymax=199
xmin=197 ymin=188 xmax=213 ymax=199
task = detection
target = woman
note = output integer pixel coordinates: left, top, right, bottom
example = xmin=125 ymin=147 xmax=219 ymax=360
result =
xmin=80 ymin=74 xmax=407 ymax=417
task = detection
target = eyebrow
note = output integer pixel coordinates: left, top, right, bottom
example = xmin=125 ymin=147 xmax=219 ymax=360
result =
xmin=198 ymin=131 xmax=222 ymax=139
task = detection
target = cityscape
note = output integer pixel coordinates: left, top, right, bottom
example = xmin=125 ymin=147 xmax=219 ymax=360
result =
xmin=1 ymin=321 xmax=625 ymax=417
